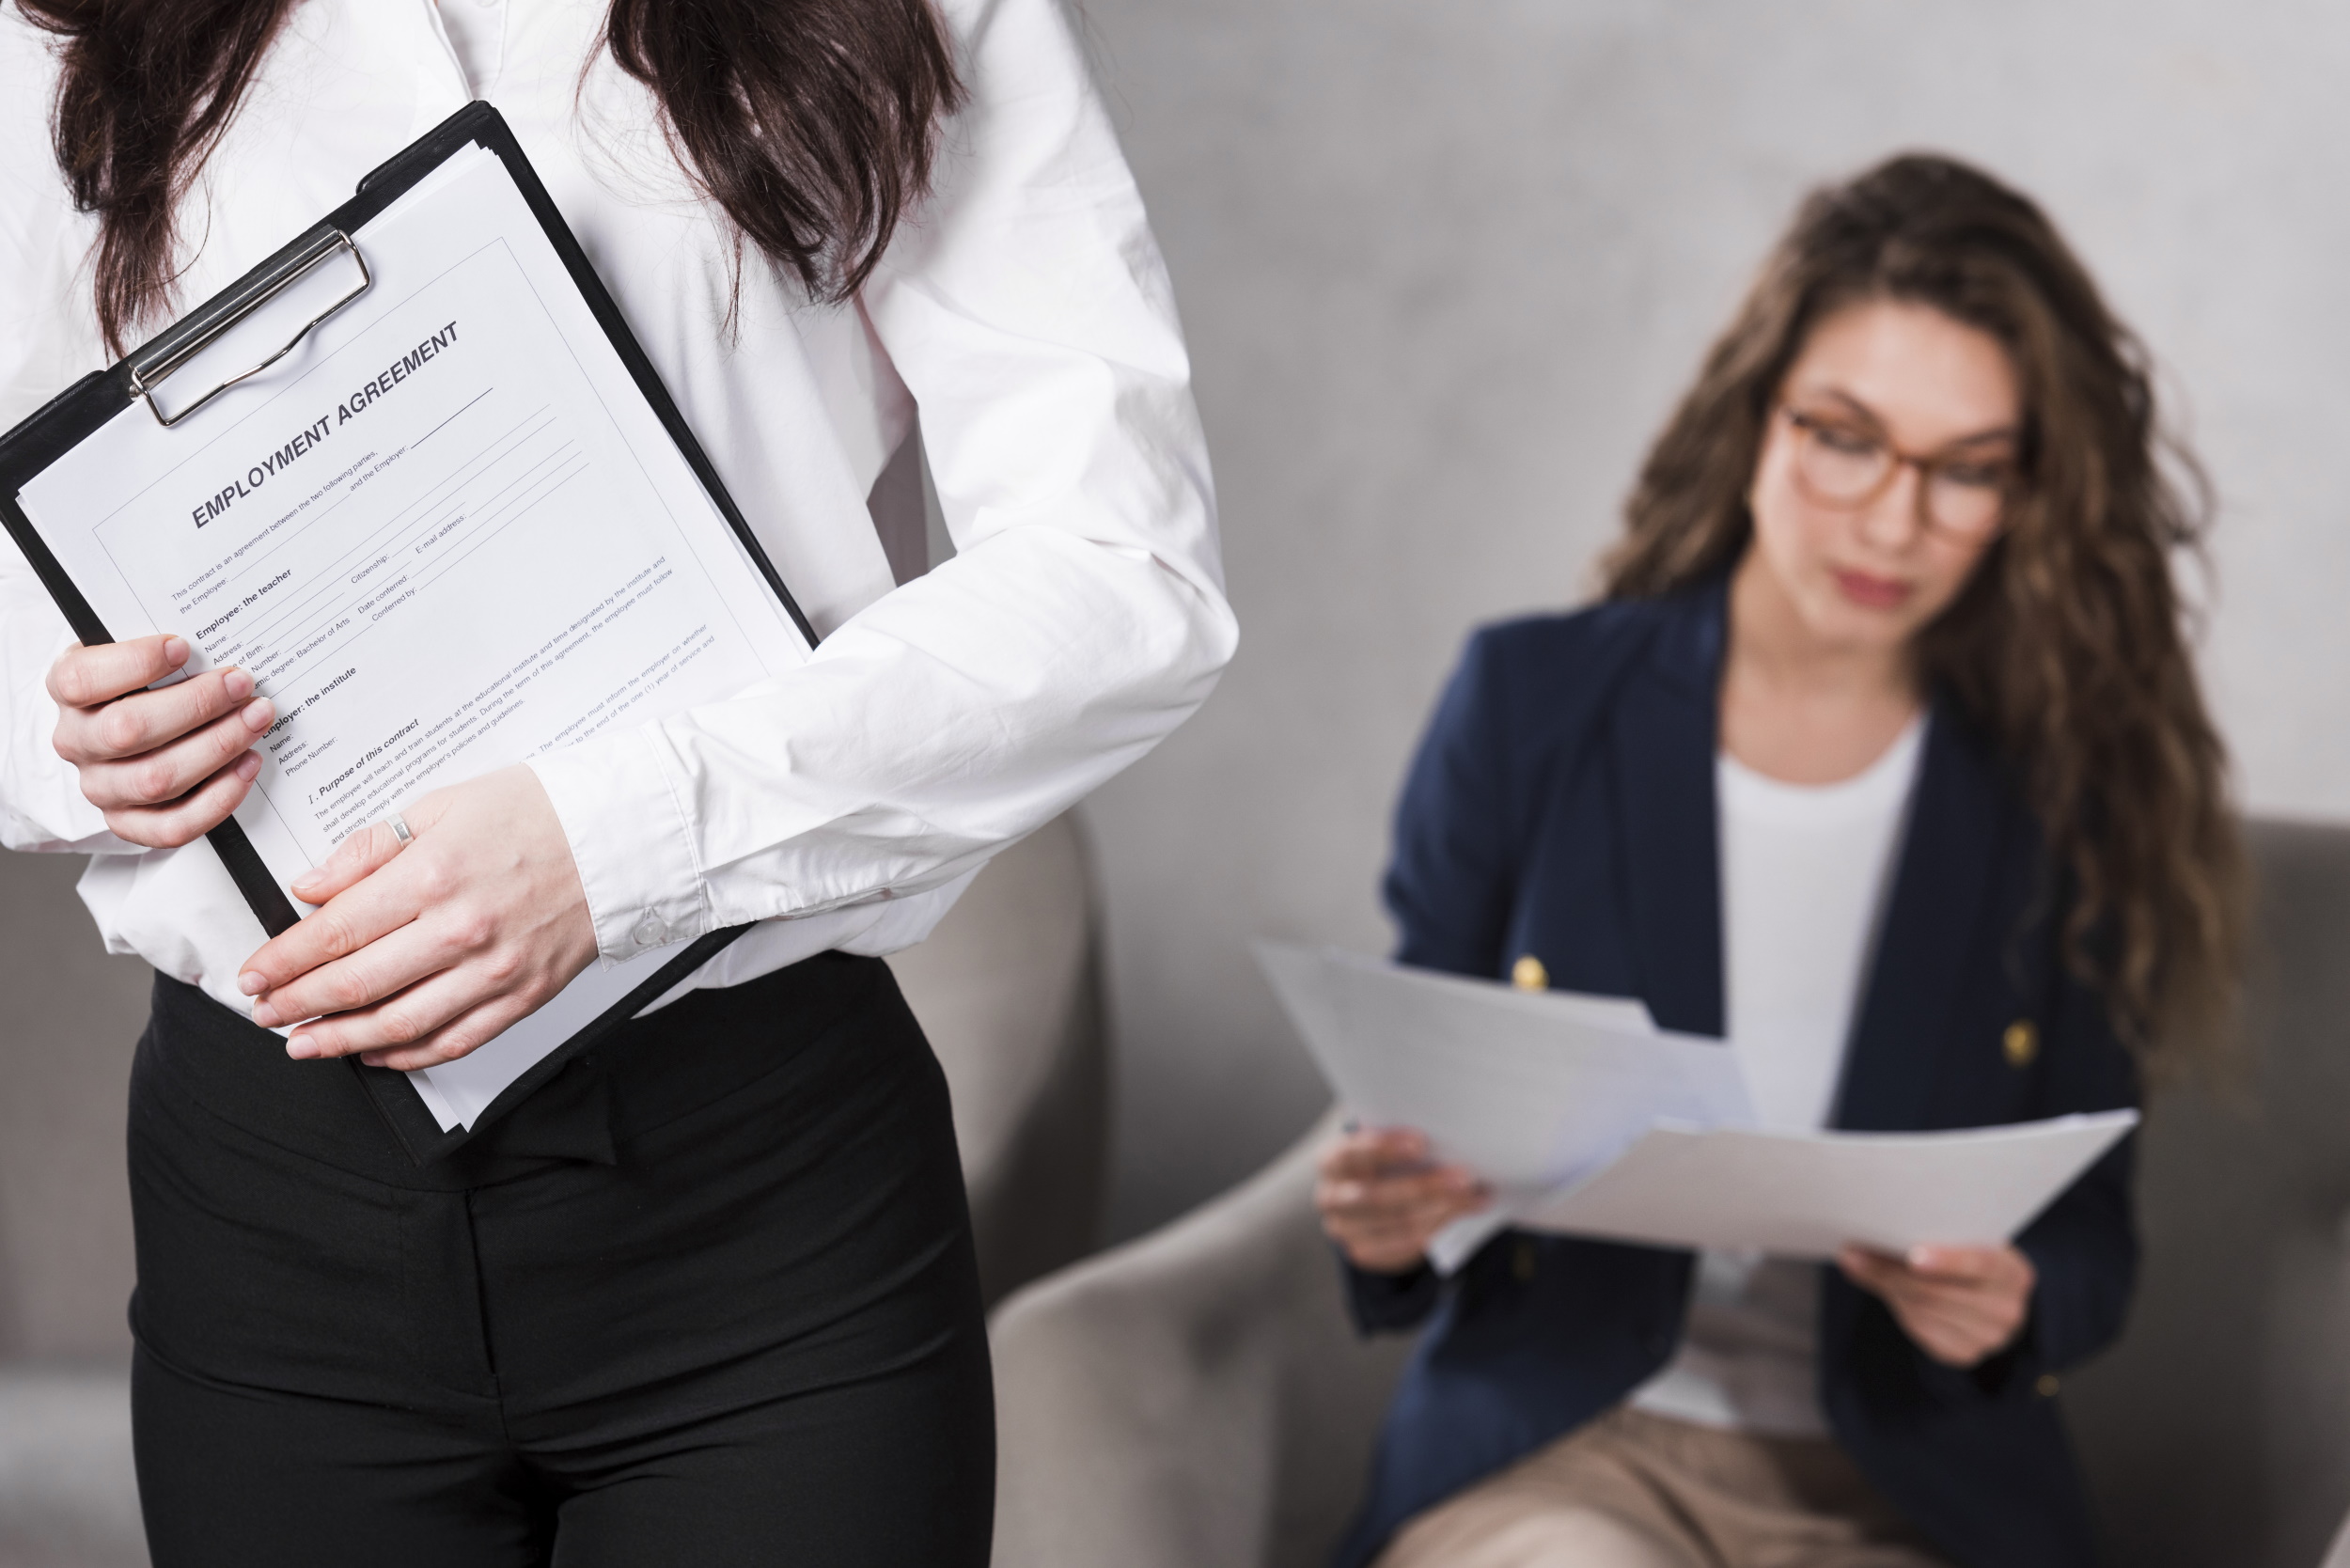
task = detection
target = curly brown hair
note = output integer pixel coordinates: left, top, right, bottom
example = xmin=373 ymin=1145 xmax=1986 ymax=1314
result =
xmin=1605 ymin=152 xmax=2243 ymax=1074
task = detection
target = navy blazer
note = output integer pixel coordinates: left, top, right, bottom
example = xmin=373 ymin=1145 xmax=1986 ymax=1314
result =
xmin=1335 ymin=581 xmax=2138 ymax=1568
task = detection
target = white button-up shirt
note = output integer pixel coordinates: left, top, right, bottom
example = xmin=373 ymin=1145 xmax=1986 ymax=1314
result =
xmin=0 ymin=0 xmax=1234 ymax=1019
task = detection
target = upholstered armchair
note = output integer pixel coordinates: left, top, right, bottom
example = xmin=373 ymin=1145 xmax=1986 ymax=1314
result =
xmin=992 ymin=822 xmax=2350 ymax=1568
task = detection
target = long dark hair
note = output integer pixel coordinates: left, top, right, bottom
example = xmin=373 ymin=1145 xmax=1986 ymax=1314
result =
xmin=1606 ymin=153 xmax=2244 ymax=1074
xmin=20 ymin=0 xmax=964 ymax=356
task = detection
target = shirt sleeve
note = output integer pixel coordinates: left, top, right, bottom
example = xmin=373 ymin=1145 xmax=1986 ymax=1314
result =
xmin=0 ymin=15 xmax=133 ymax=856
xmin=528 ymin=0 xmax=1237 ymax=961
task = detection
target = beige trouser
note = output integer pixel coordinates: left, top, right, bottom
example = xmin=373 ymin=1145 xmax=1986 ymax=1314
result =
xmin=1374 ymin=1407 xmax=1953 ymax=1568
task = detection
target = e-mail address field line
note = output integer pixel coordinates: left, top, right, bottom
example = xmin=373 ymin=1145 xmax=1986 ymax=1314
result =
xmin=235 ymin=429 xmax=576 ymax=672
xmin=253 ymin=444 xmax=589 ymax=699
xmin=265 ymin=455 xmax=593 ymax=704
xmin=212 ymin=405 xmax=556 ymax=658
xmin=211 ymin=385 xmax=505 ymax=599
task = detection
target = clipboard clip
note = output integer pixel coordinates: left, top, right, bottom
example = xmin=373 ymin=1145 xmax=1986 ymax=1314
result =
xmin=125 ymin=227 xmax=372 ymax=430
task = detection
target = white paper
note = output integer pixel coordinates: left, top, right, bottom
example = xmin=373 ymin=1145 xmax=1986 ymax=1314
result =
xmin=1261 ymin=944 xmax=2138 ymax=1274
xmin=1520 ymin=1111 xmax=2138 ymax=1261
xmin=1255 ymin=944 xmax=1755 ymax=1271
xmin=16 ymin=142 xmax=811 ymax=1130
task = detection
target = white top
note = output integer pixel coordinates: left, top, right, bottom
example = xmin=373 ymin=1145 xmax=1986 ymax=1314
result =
xmin=1629 ymin=716 xmax=1923 ymax=1437
xmin=0 ymin=0 xmax=1236 ymax=1021
xmin=432 ymin=0 xmax=506 ymax=93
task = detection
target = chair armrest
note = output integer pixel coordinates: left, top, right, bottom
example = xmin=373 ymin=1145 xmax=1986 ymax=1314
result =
xmin=888 ymin=812 xmax=1109 ymax=1305
xmin=991 ymin=1111 xmax=1413 ymax=1568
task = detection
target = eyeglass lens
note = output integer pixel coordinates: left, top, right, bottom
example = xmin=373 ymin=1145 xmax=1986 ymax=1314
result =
xmin=1789 ymin=413 xmax=2006 ymax=536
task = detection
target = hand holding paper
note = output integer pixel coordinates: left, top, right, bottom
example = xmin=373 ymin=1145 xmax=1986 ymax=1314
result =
xmin=1258 ymin=942 xmax=1755 ymax=1272
xmin=1260 ymin=944 xmax=2137 ymax=1276
xmin=1839 ymin=1243 xmax=2037 ymax=1368
xmin=1315 ymin=1126 xmax=1492 ymax=1274
xmin=45 ymin=633 xmax=274 ymax=846
xmin=244 ymin=763 xmax=598 ymax=1071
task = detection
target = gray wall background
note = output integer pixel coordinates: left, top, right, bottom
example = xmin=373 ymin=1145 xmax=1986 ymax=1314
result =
xmin=1077 ymin=0 xmax=2350 ymax=1239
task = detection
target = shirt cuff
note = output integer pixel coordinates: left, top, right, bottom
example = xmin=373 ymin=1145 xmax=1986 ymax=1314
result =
xmin=528 ymin=729 xmax=708 ymax=963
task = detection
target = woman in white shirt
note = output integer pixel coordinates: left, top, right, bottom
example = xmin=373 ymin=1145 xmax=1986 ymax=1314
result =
xmin=0 ymin=1 xmax=1234 ymax=1562
xmin=1313 ymin=154 xmax=2241 ymax=1568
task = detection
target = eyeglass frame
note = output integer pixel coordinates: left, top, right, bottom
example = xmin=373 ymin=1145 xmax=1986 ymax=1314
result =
xmin=1774 ymin=402 xmax=2021 ymax=540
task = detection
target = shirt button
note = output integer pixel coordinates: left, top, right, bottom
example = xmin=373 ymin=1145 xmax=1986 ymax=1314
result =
xmin=632 ymin=911 xmax=668 ymax=949
xmin=2035 ymin=1373 xmax=2060 ymax=1399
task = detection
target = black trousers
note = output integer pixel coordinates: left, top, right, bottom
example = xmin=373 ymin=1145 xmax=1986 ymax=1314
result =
xmin=125 ymin=953 xmax=994 ymax=1568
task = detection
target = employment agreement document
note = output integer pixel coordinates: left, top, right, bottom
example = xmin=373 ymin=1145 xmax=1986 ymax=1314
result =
xmin=15 ymin=145 xmax=811 ymax=1129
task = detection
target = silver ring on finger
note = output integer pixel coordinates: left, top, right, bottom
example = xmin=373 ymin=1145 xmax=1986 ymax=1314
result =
xmin=386 ymin=813 xmax=414 ymax=847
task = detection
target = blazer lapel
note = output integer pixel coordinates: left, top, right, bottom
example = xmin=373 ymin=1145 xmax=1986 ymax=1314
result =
xmin=1608 ymin=585 xmax=1727 ymax=1038
xmin=1832 ymin=704 xmax=2011 ymax=1131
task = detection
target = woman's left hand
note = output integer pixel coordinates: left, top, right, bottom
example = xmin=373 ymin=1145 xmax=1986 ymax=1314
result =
xmin=240 ymin=764 xmax=599 ymax=1071
xmin=1838 ymin=1242 xmax=2037 ymax=1369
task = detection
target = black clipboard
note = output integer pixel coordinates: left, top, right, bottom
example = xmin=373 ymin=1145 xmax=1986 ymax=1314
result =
xmin=0 ymin=102 xmax=821 ymax=1163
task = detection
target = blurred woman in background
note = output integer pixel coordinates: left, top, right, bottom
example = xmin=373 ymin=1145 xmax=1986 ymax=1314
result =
xmin=1316 ymin=154 xmax=2242 ymax=1568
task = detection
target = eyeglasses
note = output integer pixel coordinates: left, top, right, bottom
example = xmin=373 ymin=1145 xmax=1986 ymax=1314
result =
xmin=1778 ymin=405 xmax=2016 ymax=540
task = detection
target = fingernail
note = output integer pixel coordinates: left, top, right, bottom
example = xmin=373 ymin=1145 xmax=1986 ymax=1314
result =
xmin=238 ymin=970 xmax=268 ymax=996
xmin=286 ymin=1034 xmax=319 ymax=1060
xmin=223 ymin=667 xmax=253 ymax=700
xmin=163 ymin=636 xmax=189 ymax=666
xmin=1908 ymin=1247 xmax=1935 ymax=1269
xmin=358 ymin=1054 xmax=384 ymax=1069
xmin=243 ymin=698 xmax=274 ymax=729
xmin=235 ymin=751 xmax=263 ymax=781
xmin=251 ymin=1001 xmax=279 ymax=1027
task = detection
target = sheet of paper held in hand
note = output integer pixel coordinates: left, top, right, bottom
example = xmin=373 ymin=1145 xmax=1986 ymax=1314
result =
xmin=1256 ymin=943 xmax=1755 ymax=1272
xmin=1256 ymin=944 xmax=2137 ymax=1273
xmin=13 ymin=145 xmax=811 ymax=1132
xmin=1517 ymin=1111 xmax=2136 ymax=1261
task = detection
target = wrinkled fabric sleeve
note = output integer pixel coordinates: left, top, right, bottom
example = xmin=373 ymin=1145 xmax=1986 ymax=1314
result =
xmin=0 ymin=19 xmax=134 ymax=857
xmin=527 ymin=0 xmax=1236 ymax=961
xmin=1908 ymin=923 xmax=2139 ymax=1406
xmin=2008 ymin=961 xmax=2140 ymax=1376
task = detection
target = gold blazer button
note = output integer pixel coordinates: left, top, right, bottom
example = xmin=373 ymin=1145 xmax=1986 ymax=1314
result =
xmin=2004 ymin=1020 xmax=2039 ymax=1069
xmin=2036 ymin=1373 xmax=2060 ymax=1398
xmin=1512 ymin=955 xmax=1548 ymax=992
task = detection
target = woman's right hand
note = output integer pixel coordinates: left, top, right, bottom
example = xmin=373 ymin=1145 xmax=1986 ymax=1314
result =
xmin=1315 ymin=1125 xmax=1489 ymax=1275
xmin=49 ymin=635 xmax=274 ymax=847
